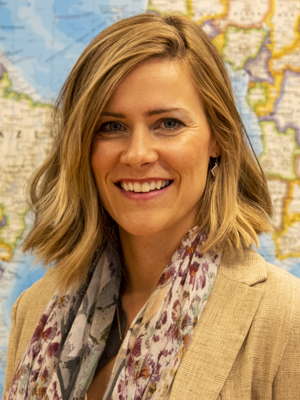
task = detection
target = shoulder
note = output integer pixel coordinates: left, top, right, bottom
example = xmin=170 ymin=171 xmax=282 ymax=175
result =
xmin=265 ymin=260 xmax=300 ymax=292
xmin=247 ymin=260 xmax=300 ymax=395
xmin=219 ymin=247 xmax=300 ymax=353
xmin=4 ymin=269 xmax=57 ymax=395
xmin=253 ymin=256 xmax=300 ymax=319
xmin=227 ymin=247 xmax=300 ymax=322
xmin=13 ymin=268 xmax=59 ymax=342
xmin=229 ymin=250 xmax=300 ymax=369
xmin=221 ymin=246 xmax=300 ymax=303
xmin=13 ymin=269 xmax=57 ymax=324
xmin=256 ymin=261 xmax=300 ymax=332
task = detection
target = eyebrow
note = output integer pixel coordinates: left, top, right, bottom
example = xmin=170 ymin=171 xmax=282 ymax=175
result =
xmin=101 ymin=111 xmax=126 ymax=118
xmin=147 ymin=108 xmax=183 ymax=116
xmin=101 ymin=108 xmax=191 ymax=118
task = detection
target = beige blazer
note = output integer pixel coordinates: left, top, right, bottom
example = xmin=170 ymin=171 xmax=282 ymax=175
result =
xmin=4 ymin=248 xmax=300 ymax=399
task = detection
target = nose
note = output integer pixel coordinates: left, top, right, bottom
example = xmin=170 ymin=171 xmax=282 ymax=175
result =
xmin=120 ymin=127 xmax=159 ymax=168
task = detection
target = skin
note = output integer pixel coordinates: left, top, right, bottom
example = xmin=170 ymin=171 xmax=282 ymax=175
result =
xmin=88 ymin=59 xmax=220 ymax=399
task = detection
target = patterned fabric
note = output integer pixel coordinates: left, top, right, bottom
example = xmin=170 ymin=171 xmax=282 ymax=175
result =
xmin=6 ymin=227 xmax=221 ymax=400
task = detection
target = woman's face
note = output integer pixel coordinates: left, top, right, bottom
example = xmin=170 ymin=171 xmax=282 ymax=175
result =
xmin=91 ymin=59 xmax=220 ymax=239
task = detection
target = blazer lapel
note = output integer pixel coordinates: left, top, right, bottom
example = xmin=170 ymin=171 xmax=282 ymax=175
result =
xmin=169 ymin=249 xmax=267 ymax=400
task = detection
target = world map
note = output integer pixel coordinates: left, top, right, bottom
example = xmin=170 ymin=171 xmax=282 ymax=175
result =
xmin=0 ymin=0 xmax=300 ymax=395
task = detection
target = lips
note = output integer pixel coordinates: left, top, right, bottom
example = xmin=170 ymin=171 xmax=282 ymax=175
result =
xmin=118 ymin=180 xmax=172 ymax=193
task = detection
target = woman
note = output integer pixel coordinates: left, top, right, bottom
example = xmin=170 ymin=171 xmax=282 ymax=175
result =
xmin=4 ymin=13 xmax=300 ymax=400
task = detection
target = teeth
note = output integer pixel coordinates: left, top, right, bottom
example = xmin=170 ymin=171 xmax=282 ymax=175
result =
xmin=149 ymin=181 xmax=156 ymax=190
xmin=142 ymin=182 xmax=150 ymax=192
xmin=121 ymin=180 xmax=170 ymax=193
xmin=133 ymin=182 xmax=142 ymax=192
xmin=155 ymin=180 xmax=162 ymax=190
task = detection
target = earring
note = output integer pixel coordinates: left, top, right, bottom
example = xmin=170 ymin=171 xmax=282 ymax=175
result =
xmin=211 ymin=159 xmax=219 ymax=178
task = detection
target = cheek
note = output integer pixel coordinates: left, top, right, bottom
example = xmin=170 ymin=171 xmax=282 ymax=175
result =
xmin=186 ymin=150 xmax=211 ymax=201
xmin=91 ymin=142 xmax=114 ymax=183
xmin=177 ymin=138 xmax=211 ymax=175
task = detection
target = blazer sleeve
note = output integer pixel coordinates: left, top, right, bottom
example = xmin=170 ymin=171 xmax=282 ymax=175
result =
xmin=3 ymin=290 xmax=27 ymax=396
xmin=273 ymin=295 xmax=300 ymax=398
xmin=3 ymin=272 xmax=57 ymax=397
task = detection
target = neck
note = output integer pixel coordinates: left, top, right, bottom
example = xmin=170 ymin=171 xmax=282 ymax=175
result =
xmin=118 ymin=223 xmax=195 ymax=302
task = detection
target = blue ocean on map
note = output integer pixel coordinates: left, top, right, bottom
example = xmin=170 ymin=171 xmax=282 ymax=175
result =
xmin=0 ymin=0 xmax=147 ymax=100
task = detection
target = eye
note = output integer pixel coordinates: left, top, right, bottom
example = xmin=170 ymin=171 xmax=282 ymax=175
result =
xmin=98 ymin=121 xmax=124 ymax=132
xmin=160 ymin=118 xmax=184 ymax=131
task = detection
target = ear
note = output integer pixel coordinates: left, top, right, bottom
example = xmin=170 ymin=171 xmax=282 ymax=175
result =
xmin=209 ymin=138 xmax=221 ymax=158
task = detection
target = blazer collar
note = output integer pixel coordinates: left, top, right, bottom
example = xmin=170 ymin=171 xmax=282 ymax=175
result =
xmin=170 ymin=248 xmax=267 ymax=400
xmin=219 ymin=246 xmax=267 ymax=285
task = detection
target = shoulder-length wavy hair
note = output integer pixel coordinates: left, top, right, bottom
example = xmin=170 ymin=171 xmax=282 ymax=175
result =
xmin=23 ymin=13 xmax=272 ymax=289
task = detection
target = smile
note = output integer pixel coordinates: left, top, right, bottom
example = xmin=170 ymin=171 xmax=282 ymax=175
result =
xmin=119 ymin=180 xmax=172 ymax=193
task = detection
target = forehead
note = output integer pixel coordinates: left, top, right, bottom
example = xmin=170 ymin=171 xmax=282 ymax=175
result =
xmin=102 ymin=59 xmax=204 ymax=114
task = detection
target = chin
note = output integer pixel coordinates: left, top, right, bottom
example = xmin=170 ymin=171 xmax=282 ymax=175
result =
xmin=119 ymin=225 xmax=161 ymax=237
xmin=117 ymin=217 xmax=168 ymax=238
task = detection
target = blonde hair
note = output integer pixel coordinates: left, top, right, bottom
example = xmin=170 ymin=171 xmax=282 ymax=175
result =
xmin=23 ymin=13 xmax=272 ymax=289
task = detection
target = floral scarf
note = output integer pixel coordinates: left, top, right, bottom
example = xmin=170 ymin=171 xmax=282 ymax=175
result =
xmin=6 ymin=227 xmax=221 ymax=400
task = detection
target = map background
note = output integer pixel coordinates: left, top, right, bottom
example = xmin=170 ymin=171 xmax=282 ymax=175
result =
xmin=1 ymin=0 xmax=300 ymax=396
